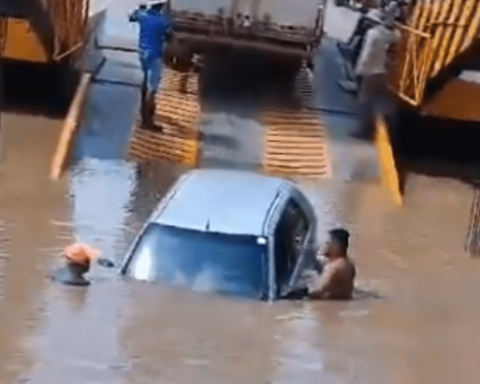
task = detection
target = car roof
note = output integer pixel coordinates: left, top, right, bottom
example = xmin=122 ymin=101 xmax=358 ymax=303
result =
xmin=153 ymin=169 xmax=290 ymax=236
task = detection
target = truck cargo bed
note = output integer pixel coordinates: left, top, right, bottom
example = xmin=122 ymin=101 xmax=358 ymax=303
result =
xmin=172 ymin=10 xmax=316 ymax=44
xmin=169 ymin=1 xmax=324 ymax=58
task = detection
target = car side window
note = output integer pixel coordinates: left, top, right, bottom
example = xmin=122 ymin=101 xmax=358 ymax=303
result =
xmin=273 ymin=198 xmax=309 ymax=290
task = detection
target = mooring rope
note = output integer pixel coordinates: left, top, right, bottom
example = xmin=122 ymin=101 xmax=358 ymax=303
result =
xmin=465 ymin=186 xmax=480 ymax=257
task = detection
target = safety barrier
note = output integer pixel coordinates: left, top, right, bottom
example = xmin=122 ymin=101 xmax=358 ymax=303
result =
xmin=393 ymin=0 xmax=480 ymax=106
xmin=50 ymin=72 xmax=92 ymax=180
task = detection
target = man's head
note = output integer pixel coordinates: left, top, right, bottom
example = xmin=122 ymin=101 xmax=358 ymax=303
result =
xmin=325 ymin=228 xmax=350 ymax=258
xmin=381 ymin=1 xmax=398 ymax=28
xmin=63 ymin=243 xmax=99 ymax=275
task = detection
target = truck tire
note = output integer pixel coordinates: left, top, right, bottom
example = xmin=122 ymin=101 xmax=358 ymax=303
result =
xmin=306 ymin=57 xmax=314 ymax=71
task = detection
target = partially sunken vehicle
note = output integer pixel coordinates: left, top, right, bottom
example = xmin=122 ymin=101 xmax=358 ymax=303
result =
xmin=119 ymin=169 xmax=319 ymax=300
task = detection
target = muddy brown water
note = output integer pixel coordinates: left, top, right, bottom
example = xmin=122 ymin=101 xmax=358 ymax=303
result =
xmin=2 ymin=113 xmax=480 ymax=384
xmin=2 ymin=59 xmax=480 ymax=384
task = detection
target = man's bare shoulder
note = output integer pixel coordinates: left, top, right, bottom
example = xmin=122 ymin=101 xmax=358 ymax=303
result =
xmin=330 ymin=256 xmax=353 ymax=268
xmin=331 ymin=257 xmax=356 ymax=276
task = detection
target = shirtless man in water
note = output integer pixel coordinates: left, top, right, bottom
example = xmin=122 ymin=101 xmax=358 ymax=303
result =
xmin=309 ymin=228 xmax=356 ymax=300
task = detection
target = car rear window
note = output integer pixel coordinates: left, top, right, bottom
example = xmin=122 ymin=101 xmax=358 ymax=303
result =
xmin=123 ymin=223 xmax=268 ymax=299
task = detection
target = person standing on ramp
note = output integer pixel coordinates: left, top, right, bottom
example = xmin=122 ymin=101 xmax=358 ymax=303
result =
xmin=129 ymin=0 xmax=172 ymax=130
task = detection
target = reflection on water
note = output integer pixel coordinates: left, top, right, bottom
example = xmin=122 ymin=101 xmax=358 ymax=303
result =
xmin=68 ymin=158 xmax=137 ymax=264
xmin=2 ymin=149 xmax=480 ymax=384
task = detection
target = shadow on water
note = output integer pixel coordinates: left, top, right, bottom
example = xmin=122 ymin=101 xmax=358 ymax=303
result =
xmin=391 ymin=112 xmax=480 ymax=188
xmin=1 ymin=60 xmax=79 ymax=118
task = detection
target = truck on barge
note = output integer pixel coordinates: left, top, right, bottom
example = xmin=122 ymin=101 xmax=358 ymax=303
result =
xmin=165 ymin=0 xmax=327 ymax=71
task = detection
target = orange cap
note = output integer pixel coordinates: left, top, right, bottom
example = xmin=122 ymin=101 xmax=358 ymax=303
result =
xmin=63 ymin=243 xmax=100 ymax=266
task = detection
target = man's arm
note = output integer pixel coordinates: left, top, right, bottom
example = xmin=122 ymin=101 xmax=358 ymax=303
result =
xmin=129 ymin=8 xmax=146 ymax=23
xmin=308 ymin=263 xmax=336 ymax=299
xmin=355 ymin=27 xmax=377 ymax=76
xmin=163 ymin=16 xmax=173 ymax=41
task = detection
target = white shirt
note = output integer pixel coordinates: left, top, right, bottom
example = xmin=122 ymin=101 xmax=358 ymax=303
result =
xmin=366 ymin=8 xmax=383 ymax=23
xmin=355 ymin=24 xmax=399 ymax=76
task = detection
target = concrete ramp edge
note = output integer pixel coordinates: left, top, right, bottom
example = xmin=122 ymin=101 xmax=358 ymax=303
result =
xmin=50 ymin=73 xmax=92 ymax=180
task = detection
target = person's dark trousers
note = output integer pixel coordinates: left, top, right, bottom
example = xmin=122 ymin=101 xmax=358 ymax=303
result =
xmin=354 ymin=73 xmax=387 ymax=140
xmin=347 ymin=16 xmax=379 ymax=45
xmin=140 ymin=74 xmax=153 ymax=129
xmin=140 ymin=76 xmax=157 ymax=130
xmin=337 ymin=17 xmax=377 ymax=67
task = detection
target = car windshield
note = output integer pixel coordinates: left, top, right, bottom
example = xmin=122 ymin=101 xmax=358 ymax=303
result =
xmin=123 ymin=223 xmax=268 ymax=299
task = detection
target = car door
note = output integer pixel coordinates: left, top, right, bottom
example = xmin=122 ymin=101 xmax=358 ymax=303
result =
xmin=273 ymin=196 xmax=312 ymax=297
xmin=283 ymin=190 xmax=318 ymax=297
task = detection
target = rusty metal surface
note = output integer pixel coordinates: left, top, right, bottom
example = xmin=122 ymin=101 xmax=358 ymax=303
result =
xmin=0 ymin=0 xmax=89 ymax=63
xmin=47 ymin=0 xmax=90 ymax=61
xmin=169 ymin=0 xmax=326 ymax=55
xmin=421 ymin=78 xmax=480 ymax=121
xmin=128 ymin=69 xmax=201 ymax=167
xmin=392 ymin=0 xmax=480 ymax=106
xmin=0 ymin=13 xmax=6 ymax=55
xmin=171 ymin=0 xmax=322 ymax=29
xmin=1 ymin=18 xmax=50 ymax=62
xmin=171 ymin=13 xmax=318 ymax=55
xmin=173 ymin=32 xmax=313 ymax=58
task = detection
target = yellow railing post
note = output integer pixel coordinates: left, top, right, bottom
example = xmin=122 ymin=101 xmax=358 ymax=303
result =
xmin=50 ymin=72 xmax=92 ymax=180
xmin=374 ymin=113 xmax=403 ymax=205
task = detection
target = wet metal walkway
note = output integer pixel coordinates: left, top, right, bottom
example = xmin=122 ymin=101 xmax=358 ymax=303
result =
xmin=125 ymin=62 xmax=335 ymax=181
xmin=262 ymin=107 xmax=331 ymax=179
xmin=128 ymin=69 xmax=200 ymax=167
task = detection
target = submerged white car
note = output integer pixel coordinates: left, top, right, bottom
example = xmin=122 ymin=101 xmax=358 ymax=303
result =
xmin=119 ymin=169 xmax=319 ymax=300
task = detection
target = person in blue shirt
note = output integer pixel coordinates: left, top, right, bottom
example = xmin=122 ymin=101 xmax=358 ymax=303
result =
xmin=129 ymin=1 xmax=172 ymax=129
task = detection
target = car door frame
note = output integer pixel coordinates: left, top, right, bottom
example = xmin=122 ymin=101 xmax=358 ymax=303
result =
xmin=284 ymin=188 xmax=318 ymax=296
xmin=267 ymin=186 xmax=318 ymax=299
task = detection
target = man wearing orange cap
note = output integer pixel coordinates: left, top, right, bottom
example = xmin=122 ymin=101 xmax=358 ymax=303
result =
xmin=50 ymin=243 xmax=100 ymax=286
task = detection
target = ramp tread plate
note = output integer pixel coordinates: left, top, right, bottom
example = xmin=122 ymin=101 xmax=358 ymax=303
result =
xmin=128 ymin=69 xmax=200 ymax=166
xmin=262 ymin=109 xmax=331 ymax=180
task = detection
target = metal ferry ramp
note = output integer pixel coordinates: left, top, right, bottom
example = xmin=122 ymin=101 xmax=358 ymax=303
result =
xmin=126 ymin=62 xmax=333 ymax=181
xmin=127 ymin=68 xmax=201 ymax=167
xmin=261 ymin=107 xmax=331 ymax=179
xmin=261 ymin=64 xmax=331 ymax=180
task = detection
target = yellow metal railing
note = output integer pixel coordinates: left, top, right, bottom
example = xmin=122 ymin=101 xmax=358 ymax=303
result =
xmin=49 ymin=0 xmax=90 ymax=61
xmin=392 ymin=0 xmax=480 ymax=107
xmin=374 ymin=114 xmax=403 ymax=205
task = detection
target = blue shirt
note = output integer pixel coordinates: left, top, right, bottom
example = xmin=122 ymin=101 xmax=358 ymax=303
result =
xmin=129 ymin=9 xmax=171 ymax=58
